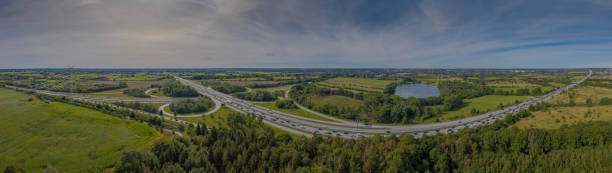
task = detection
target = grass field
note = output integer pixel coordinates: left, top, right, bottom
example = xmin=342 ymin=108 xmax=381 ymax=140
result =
xmin=309 ymin=95 xmax=363 ymax=109
xmin=253 ymin=102 xmax=340 ymax=122
xmin=420 ymin=95 xmax=528 ymax=122
xmin=486 ymin=81 xmax=540 ymax=88
xmin=0 ymin=88 xmax=160 ymax=173
xmin=326 ymin=78 xmax=394 ymax=89
xmin=513 ymin=105 xmax=612 ymax=129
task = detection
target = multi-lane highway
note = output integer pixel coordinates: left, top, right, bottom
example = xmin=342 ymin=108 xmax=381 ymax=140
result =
xmin=173 ymin=70 xmax=592 ymax=139
xmin=2 ymin=70 xmax=591 ymax=139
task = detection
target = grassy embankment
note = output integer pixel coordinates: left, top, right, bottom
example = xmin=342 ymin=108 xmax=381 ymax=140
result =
xmin=0 ymin=88 xmax=161 ymax=173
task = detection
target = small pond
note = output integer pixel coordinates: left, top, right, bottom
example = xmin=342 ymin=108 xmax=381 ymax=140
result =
xmin=394 ymin=84 xmax=440 ymax=99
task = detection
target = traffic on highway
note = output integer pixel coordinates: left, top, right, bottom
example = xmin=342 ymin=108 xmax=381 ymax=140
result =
xmin=172 ymin=70 xmax=592 ymax=139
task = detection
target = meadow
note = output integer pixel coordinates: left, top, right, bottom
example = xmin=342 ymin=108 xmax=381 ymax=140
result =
xmin=0 ymin=88 xmax=160 ymax=173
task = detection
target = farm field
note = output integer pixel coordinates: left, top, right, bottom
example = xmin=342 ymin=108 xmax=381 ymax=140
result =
xmin=0 ymin=88 xmax=160 ymax=173
xmin=420 ymin=95 xmax=528 ymax=122
xmin=513 ymin=106 xmax=612 ymax=129
xmin=325 ymin=77 xmax=394 ymax=89
xmin=253 ymin=102 xmax=340 ymax=122
xmin=309 ymin=95 xmax=362 ymax=109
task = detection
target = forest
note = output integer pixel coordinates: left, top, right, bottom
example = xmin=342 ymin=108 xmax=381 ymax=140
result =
xmin=114 ymin=110 xmax=612 ymax=173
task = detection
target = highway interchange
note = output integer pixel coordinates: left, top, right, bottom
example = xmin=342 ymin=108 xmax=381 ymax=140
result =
xmin=3 ymin=70 xmax=592 ymax=139
xmin=173 ymin=70 xmax=592 ymax=139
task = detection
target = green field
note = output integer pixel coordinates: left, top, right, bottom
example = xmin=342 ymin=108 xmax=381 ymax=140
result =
xmin=326 ymin=77 xmax=394 ymax=88
xmin=253 ymin=102 xmax=340 ymax=122
xmin=310 ymin=95 xmax=363 ymax=109
xmin=421 ymin=95 xmax=527 ymax=122
xmin=0 ymin=88 xmax=160 ymax=173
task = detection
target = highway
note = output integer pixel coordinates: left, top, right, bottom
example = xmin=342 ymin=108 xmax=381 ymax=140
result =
xmin=2 ymin=70 xmax=591 ymax=139
xmin=172 ymin=70 xmax=592 ymax=138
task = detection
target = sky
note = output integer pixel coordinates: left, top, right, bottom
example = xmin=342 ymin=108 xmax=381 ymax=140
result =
xmin=1 ymin=0 xmax=612 ymax=68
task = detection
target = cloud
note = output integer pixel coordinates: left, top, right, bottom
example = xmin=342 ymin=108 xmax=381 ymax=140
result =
xmin=0 ymin=0 xmax=612 ymax=68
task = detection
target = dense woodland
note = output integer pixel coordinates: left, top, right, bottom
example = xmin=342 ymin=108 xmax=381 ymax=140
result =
xmin=170 ymin=97 xmax=216 ymax=114
xmin=114 ymin=109 xmax=612 ymax=173
xmin=232 ymin=90 xmax=284 ymax=101
xmin=162 ymin=80 xmax=200 ymax=97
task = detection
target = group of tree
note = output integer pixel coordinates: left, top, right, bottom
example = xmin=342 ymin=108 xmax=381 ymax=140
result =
xmin=169 ymin=97 xmax=215 ymax=114
xmin=122 ymin=88 xmax=150 ymax=98
xmin=161 ymin=80 xmax=199 ymax=97
xmin=232 ymin=90 xmax=277 ymax=101
xmin=113 ymin=108 xmax=612 ymax=173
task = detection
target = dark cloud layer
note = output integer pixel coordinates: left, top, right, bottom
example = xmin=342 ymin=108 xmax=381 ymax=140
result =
xmin=1 ymin=0 xmax=611 ymax=68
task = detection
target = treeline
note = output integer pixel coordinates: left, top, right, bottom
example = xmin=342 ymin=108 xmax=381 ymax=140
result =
xmin=114 ymin=110 xmax=612 ymax=173
xmin=161 ymin=80 xmax=199 ymax=97
xmin=232 ymin=90 xmax=279 ymax=101
xmin=122 ymin=88 xmax=150 ymax=98
xmin=203 ymin=81 xmax=247 ymax=94
xmin=169 ymin=97 xmax=215 ymax=114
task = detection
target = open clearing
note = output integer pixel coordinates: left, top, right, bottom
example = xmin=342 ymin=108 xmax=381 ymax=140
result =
xmin=420 ymin=95 xmax=527 ymax=122
xmin=0 ymin=88 xmax=160 ymax=173
xmin=309 ymin=95 xmax=363 ymax=109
